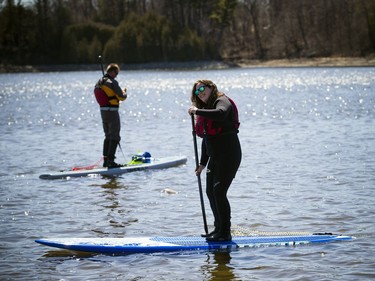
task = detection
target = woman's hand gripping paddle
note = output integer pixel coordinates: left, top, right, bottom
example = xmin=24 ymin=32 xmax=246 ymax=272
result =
xmin=191 ymin=114 xmax=208 ymax=236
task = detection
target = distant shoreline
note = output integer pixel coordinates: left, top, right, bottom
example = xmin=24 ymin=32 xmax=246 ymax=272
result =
xmin=1 ymin=56 xmax=374 ymax=73
xmin=237 ymin=56 xmax=375 ymax=68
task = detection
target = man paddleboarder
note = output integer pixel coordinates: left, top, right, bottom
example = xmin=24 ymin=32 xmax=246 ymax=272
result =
xmin=94 ymin=63 xmax=127 ymax=168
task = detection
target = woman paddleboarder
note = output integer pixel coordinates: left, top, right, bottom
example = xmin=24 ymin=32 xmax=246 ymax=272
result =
xmin=188 ymin=80 xmax=242 ymax=242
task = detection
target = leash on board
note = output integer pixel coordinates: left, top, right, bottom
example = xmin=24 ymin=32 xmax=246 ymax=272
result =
xmin=72 ymin=157 xmax=104 ymax=171
xmin=191 ymin=114 xmax=208 ymax=235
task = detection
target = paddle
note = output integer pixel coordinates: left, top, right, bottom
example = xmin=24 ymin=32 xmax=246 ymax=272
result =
xmin=191 ymin=114 xmax=208 ymax=235
xmin=99 ymin=55 xmax=104 ymax=76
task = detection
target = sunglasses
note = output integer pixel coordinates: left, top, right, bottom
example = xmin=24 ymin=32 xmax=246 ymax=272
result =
xmin=194 ymin=85 xmax=206 ymax=95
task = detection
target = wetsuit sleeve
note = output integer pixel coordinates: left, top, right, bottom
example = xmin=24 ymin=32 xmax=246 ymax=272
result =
xmin=110 ymin=79 xmax=127 ymax=101
xmin=199 ymin=140 xmax=209 ymax=166
xmin=195 ymin=97 xmax=231 ymax=121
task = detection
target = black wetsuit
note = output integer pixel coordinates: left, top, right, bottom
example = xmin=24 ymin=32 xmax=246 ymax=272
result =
xmin=196 ymin=96 xmax=242 ymax=235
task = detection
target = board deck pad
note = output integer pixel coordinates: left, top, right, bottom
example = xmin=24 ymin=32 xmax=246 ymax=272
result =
xmin=35 ymin=234 xmax=354 ymax=255
xmin=39 ymin=156 xmax=187 ymax=179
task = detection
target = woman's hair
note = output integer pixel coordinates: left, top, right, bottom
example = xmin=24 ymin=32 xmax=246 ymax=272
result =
xmin=191 ymin=79 xmax=223 ymax=109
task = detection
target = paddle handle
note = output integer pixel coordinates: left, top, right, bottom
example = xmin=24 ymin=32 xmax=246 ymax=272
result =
xmin=191 ymin=114 xmax=208 ymax=235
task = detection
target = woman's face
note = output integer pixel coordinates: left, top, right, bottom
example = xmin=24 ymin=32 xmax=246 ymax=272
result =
xmin=194 ymin=83 xmax=212 ymax=104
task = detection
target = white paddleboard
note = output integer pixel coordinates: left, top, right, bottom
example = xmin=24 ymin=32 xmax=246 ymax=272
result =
xmin=39 ymin=156 xmax=187 ymax=179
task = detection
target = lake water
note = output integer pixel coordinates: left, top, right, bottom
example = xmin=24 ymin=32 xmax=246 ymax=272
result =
xmin=0 ymin=66 xmax=374 ymax=280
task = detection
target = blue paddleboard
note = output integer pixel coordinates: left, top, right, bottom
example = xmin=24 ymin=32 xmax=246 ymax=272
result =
xmin=35 ymin=233 xmax=353 ymax=255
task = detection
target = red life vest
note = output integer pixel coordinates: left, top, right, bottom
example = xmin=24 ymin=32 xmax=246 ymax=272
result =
xmin=94 ymin=81 xmax=122 ymax=107
xmin=195 ymin=97 xmax=240 ymax=138
xmin=94 ymin=87 xmax=110 ymax=106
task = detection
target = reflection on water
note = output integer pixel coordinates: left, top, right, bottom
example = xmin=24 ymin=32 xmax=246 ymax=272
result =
xmin=100 ymin=177 xmax=124 ymax=189
xmin=202 ymin=252 xmax=235 ymax=281
xmin=101 ymin=178 xmax=125 ymax=228
xmin=95 ymin=177 xmax=138 ymax=234
xmin=41 ymin=249 xmax=96 ymax=259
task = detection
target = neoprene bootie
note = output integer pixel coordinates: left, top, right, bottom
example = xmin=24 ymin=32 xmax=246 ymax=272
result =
xmin=106 ymin=140 xmax=123 ymax=168
xmin=106 ymin=159 xmax=123 ymax=168
xmin=206 ymin=230 xmax=232 ymax=242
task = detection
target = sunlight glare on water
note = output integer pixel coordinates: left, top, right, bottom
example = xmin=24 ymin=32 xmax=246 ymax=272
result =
xmin=0 ymin=67 xmax=374 ymax=280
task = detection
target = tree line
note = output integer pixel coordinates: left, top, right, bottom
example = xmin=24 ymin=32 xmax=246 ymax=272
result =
xmin=0 ymin=0 xmax=374 ymax=66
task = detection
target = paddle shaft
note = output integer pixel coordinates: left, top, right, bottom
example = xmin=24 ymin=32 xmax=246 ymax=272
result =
xmin=191 ymin=114 xmax=208 ymax=235
xmin=99 ymin=55 xmax=104 ymax=76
